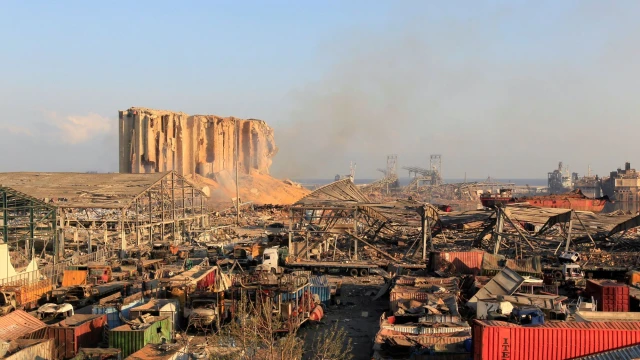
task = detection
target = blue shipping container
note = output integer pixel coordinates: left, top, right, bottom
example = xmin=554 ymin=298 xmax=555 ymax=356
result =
xmin=310 ymin=275 xmax=329 ymax=287
xmin=310 ymin=285 xmax=330 ymax=305
xmin=92 ymin=298 xmax=145 ymax=329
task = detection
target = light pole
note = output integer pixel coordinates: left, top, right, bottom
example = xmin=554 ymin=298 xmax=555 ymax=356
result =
xmin=235 ymin=119 xmax=240 ymax=226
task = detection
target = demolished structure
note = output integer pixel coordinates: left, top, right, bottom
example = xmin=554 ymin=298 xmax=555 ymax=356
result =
xmin=118 ymin=107 xmax=308 ymax=205
xmin=119 ymin=107 xmax=276 ymax=177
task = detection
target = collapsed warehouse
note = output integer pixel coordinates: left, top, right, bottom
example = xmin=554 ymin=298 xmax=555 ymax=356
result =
xmin=0 ymin=171 xmax=211 ymax=280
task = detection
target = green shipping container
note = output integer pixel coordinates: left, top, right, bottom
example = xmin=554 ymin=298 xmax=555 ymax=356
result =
xmin=108 ymin=316 xmax=171 ymax=357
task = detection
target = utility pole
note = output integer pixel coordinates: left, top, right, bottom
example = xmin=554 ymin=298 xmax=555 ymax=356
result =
xmin=235 ymin=119 xmax=240 ymax=226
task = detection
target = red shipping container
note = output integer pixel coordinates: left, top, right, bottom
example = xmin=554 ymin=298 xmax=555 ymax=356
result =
xmin=429 ymin=251 xmax=484 ymax=275
xmin=586 ymin=280 xmax=630 ymax=312
xmin=474 ymin=320 xmax=640 ymax=360
xmin=48 ymin=314 xmax=107 ymax=359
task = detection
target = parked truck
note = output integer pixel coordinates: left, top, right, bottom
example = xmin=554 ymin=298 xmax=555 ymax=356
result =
xmin=0 ymin=279 xmax=52 ymax=315
xmin=543 ymin=263 xmax=585 ymax=287
xmin=233 ymin=242 xmax=264 ymax=266
xmin=259 ymin=246 xmax=380 ymax=277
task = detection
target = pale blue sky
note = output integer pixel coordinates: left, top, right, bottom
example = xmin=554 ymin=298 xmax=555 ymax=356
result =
xmin=1 ymin=1 xmax=639 ymax=179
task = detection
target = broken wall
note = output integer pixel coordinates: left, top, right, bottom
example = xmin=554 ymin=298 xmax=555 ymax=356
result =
xmin=119 ymin=107 xmax=278 ymax=178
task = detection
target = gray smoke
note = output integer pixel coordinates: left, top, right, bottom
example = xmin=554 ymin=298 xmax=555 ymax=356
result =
xmin=271 ymin=2 xmax=640 ymax=180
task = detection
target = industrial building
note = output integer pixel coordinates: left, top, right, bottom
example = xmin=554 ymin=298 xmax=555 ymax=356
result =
xmin=0 ymin=171 xmax=211 ymax=280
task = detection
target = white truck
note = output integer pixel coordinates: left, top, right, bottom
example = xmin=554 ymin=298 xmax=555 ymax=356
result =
xmin=257 ymin=246 xmax=381 ymax=277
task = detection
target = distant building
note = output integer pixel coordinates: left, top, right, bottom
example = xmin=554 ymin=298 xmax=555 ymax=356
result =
xmin=601 ymin=162 xmax=640 ymax=201
xmin=548 ymin=162 xmax=573 ymax=194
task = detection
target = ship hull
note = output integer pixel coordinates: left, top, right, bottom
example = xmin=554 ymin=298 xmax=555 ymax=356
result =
xmin=524 ymin=198 xmax=607 ymax=212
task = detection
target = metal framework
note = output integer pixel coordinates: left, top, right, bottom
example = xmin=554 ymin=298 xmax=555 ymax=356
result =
xmin=0 ymin=171 xmax=212 ymax=264
xmin=0 ymin=186 xmax=57 ymax=266
xmin=290 ymin=179 xmax=440 ymax=262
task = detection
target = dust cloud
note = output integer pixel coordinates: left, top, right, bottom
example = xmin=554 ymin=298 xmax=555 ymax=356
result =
xmin=271 ymin=2 xmax=640 ymax=180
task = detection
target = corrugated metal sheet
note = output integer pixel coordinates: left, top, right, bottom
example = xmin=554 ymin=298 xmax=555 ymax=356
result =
xmin=309 ymin=275 xmax=329 ymax=287
xmin=467 ymin=267 xmax=524 ymax=310
xmin=374 ymin=328 xmax=470 ymax=352
xmin=574 ymin=311 xmax=640 ymax=322
xmin=474 ymin=320 xmax=640 ymax=360
xmin=389 ymin=286 xmax=459 ymax=312
xmin=572 ymin=344 xmax=640 ymax=360
xmin=109 ymin=316 xmax=172 ymax=358
xmin=48 ymin=313 xmax=107 ymax=359
xmin=394 ymin=276 xmax=459 ymax=289
xmin=125 ymin=343 xmax=189 ymax=360
xmin=3 ymin=338 xmax=54 ymax=360
xmin=381 ymin=323 xmax=470 ymax=335
xmin=310 ymin=285 xmax=331 ymax=305
xmin=429 ymin=251 xmax=484 ymax=275
xmin=62 ymin=270 xmax=87 ymax=286
xmin=129 ymin=299 xmax=180 ymax=331
xmin=78 ymin=347 xmax=122 ymax=360
xmin=0 ymin=310 xmax=47 ymax=341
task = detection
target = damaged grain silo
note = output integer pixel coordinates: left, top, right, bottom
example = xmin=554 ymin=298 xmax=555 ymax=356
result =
xmin=118 ymin=107 xmax=278 ymax=179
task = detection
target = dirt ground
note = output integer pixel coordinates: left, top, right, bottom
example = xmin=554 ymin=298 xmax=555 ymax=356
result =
xmin=300 ymin=275 xmax=388 ymax=360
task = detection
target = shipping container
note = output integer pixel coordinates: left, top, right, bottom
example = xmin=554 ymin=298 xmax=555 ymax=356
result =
xmin=309 ymin=276 xmax=331 ymax=305
xmin=125 ymin=343 xmax=189 ymax=360
xmin=429 ymin=251 xmax=484 ymax=275
xmin=309 ymin=285 xmax=331 ymax=306
xmin=389 ymin=286 xmax=459 ymax=315
xmin=0 ymin=310 xmax=48 ymax=341
xmin=129 ymin=299 xmax=180 ymax=332
xmin=574 ymin=310 xmax=640 ymax=322
xmin=62 ymin=270 xmax=88 ymax=286
xmin=473 ymin=320 xmax=640 ymax=360
xmin=0 ymin=279 xmax=53 ymax=310
xmin=93 ymin=297 xmax=145 ymax=329
xmin=78 ymin=347 xmax=123 ymax=360
xmin=2 ymin=338 xmax=54 ymax=360
xmin=109 ymin=316 xmax=172 ymax=358
xmin=374 ymin=328 xmax=470 ymax=353
xmin=627 ymin=270 xmax=640 ymax=286
xmin=586 ymin=280 xmax=630 ymax=312
xmin=572 ymin=344 xmax=640 ymax=360
xmin=48 ymin=313 xmax=107 ymax=359
xmin=381 ymin=313 xmax=470 ymax=336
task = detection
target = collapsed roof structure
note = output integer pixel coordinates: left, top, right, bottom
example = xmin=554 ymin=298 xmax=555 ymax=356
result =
xmin=0 ymin=171 xmax=211 ymax=267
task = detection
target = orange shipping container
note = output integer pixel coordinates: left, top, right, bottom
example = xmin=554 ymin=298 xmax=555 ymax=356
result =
xmin=429 ymin=251 xmax=484 ymax=275
xmin=1 ymin=279 xmax=52 ymax=309
xmin=61 ymin=270 xmax=87 ymax=287
xmin=474 ymin=320 xmax=640 ymax=360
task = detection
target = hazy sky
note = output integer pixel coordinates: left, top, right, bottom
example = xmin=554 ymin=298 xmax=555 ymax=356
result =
xmin=1 ymin=1 xmax=639 ymax=179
